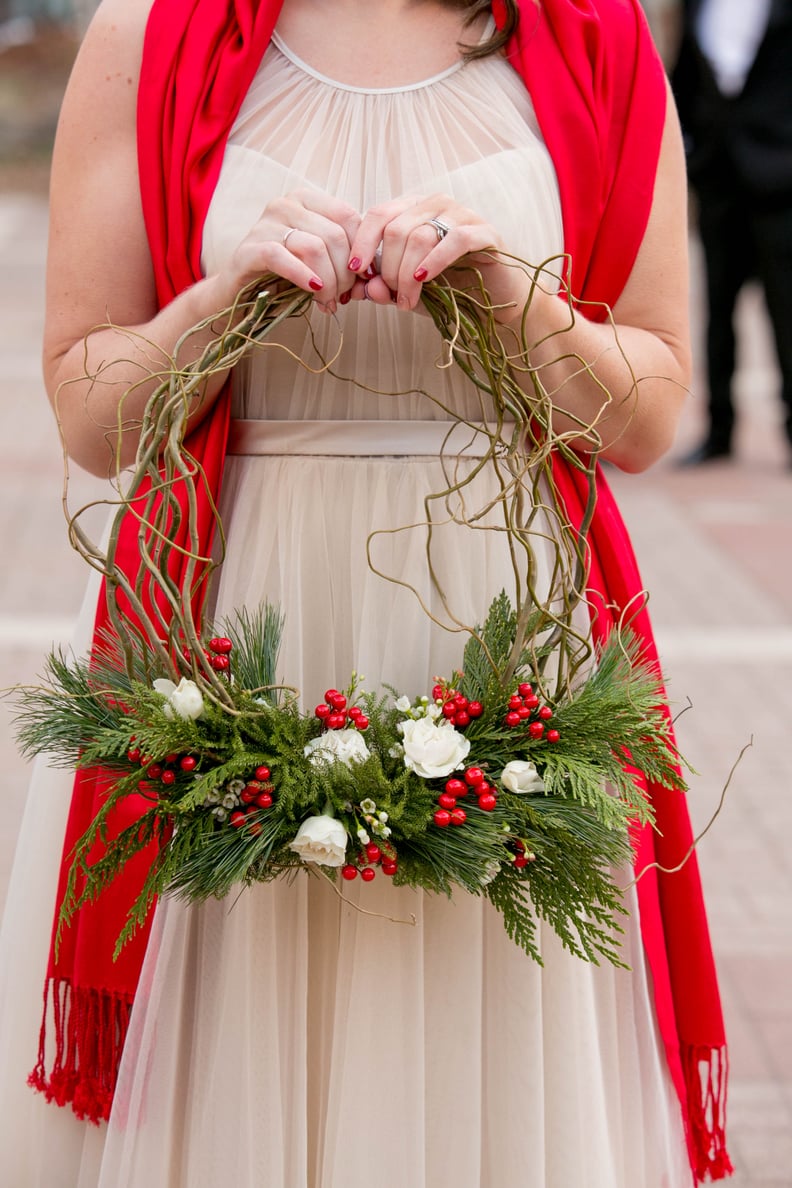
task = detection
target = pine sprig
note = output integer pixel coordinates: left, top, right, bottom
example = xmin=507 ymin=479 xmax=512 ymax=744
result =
xmin=13 ymin=596 xmax=689 ymax=970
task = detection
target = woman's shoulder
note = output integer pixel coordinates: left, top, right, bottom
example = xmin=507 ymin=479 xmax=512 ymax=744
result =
xmin=77 ymin=0 xmax=155 ymax=75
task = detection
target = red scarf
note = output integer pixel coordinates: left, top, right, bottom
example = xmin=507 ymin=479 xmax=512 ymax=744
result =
xmin=31 ymin=1 xmax=731 ymax=1179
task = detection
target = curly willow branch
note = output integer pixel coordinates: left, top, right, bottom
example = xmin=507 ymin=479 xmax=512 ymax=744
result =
xmin=59 ymin=261 xmax=637 ymax=704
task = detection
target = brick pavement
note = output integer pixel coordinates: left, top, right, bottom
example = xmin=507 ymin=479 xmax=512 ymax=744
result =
xmin=0 ymin=193 xmax=790 ymax=1186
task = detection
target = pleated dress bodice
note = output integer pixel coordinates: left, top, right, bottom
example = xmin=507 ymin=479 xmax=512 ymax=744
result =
xmin=202 ymin=33 xmax=565 ymax=426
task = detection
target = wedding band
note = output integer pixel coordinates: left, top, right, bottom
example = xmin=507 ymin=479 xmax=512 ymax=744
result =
xmin=282 ymin=227 xmax=297 ymax=248
xmin=363 ymin=281 xmax=372 ymax=301
xmin=427 ymin=216 xmax=451 ymax=242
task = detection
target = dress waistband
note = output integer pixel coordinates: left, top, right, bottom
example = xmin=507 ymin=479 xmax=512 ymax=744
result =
xmin=227 ymin=419 xmax=515 ymax=458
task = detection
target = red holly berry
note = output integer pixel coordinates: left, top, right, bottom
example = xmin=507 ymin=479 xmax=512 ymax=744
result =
xmin=208 ymin=637 xmax=233 ymax=654
xmin=241 ymin=785 xmax=260 ymax=804
xmin=161 ymin=770 xmax=176 ymax=786
xmin=210 ymin=654 xmax=230 ymax=672
xmin=538 ymin=706 xmax=553 ymax=721
xmin=528 ymin=722 xmax=545 ymax=739
xmin=365 ymin=843 xmax=382 ymax=863
xmin=454 ymin=710 xmax=471 ymax=728
xmin=504 ymin=711 xmax=521 ymax=728
xmin=432 ymin=684 xmax=444 ymax=701
xmin=146 ymin=764 xmax=163 ymax=780
xmin=326 ymin=691 xmax=347 ymax=711
xmin=230 ymin=811 xmax=247 ymax=828
xmin=180 ymin=755 xmax=197 ymax=772
xmin=508 ymin=694 xmax=523 ymax=710
xmin=326 ymin=712 xmax=346 ymax=730
xmin=127 ymin=747 xmax=141 ymax=763
xmin=256 ymin=792 xmax=273 ymax=809
xmin=450 ymin=807 xmax=467 ymax=826
xmin=348 ymin=706 xmax=362 ymax=719
xmin=517 ymin=707 xmax=531 ymax=720
xmin=464 ymin=766 xmax=485 ymax=786
xmin=453 ymin=694 xmax=469 ymax=709
xmin=165 ymin=753 xmax=178 ymax=764
xmin=524 ymin=694 xmax=540 ymax=709
xmin=468 ymin=701 xmax=483 ymax=718
xmin=433 ymin=809 xmax=452 ymax=828
xmin=360 ymin=867 xmax=376 ymax=883
xmin=518 ymin=682 xmax=533 ymax=697
xmin=477 ymin=792 xmax=497 ymax=812
xmin=441 ymin=702 xmax=457 ymax=719
xmin=254 ymin=766 xmax=271 ymax=781
xmin=355 ymin=715 xmax=370 ymax=730
xmin=342 ymin=864 xmax=358 ymax=881
xmin=445 ymin=778 xmax=467 ymax=798
xmin=437 ymin=792 xmax=457 ymax=811
xmin=513 ymin=854 xmax=529 ymax=869
xmin=315 ymin=703 xmax=331 ymax=719
xmin=474 ymin=781 xmax=492 ymax=796
xmin=547 ymin=729 xmax=561 ymax=743
xmin=381 ymin=860 xmax=398 ymax=876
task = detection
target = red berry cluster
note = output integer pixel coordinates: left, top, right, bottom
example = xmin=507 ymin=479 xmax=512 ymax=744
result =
xmin=229 ymin=766 xmax=276 ymax=835
xmin=180 ymin=636 xmax=234 ymax=674
xmin=432 ymin=682 xmax=483 ymax=730
xmin=433 ymin=765 xmax=496 ymax=827
xmin=128 ymin=737 xmax=198 ymax=790
xmin=314 ymin=688 xmax=369 ymax=732
xmin=207 ymin=636 xmax=233 ymax=672
xmin=503 ymin=682 xmax=560 ymax=743
xmin=510 ymin=838 xmax=536 ymax=870
xmin=341 ymin=841 xmax=398 ymax=882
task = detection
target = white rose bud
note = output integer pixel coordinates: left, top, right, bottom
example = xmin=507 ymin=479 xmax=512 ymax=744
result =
xmin=153 ymin=677 xmax=205 ymax=721
xmin=399 ymin=717 xmax=471 ymax=780
xmin=304 ymin=729 xmax=371 ymax=769
xmin=500 ymin=760 xmax=545 ymax=795
xmin=289 ymin=815 xmax=348 ymax=868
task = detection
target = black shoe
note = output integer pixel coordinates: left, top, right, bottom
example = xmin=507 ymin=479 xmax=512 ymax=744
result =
xmin=675 ymin=440 xmax=732 ymax=467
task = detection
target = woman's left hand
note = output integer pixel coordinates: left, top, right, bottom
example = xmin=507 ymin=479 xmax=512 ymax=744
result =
xmin=346 ymin=194 xmax=529 ymax=318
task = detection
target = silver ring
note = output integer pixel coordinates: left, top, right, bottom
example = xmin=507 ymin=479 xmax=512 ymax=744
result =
xmin=427 ymin=216 xmax=451 ymax=242
xmin=363 ymin=280 xmax=372 ymax=301
xmin=282 ymin=227 xmax=297 ymax=248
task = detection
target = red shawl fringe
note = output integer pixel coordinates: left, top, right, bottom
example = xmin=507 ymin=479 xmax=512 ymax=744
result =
xmin=682 ymin=1043 xmax=734 ymax=1181
xmin=28 ymin=978 xmax=133 ymax=1125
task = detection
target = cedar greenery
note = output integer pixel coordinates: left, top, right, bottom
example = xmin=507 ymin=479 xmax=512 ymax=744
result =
xmin=14 ymin=595 xmax=684 ymax=966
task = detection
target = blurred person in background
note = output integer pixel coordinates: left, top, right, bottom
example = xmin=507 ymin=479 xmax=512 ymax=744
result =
xmin=672 ymin=0 xmax=792 ymax=466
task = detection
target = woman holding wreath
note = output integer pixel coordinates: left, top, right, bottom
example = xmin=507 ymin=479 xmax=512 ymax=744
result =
xmin=0 ymin=0 xmax=731 ymax=1183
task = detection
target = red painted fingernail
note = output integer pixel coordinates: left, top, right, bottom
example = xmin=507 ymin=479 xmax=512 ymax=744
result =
xmin=308 ymin=277 xmax=324 ymax=291
xmin=339 ymin=290 xmax=351 ymax=305
xmin=413 ymin=267 xmax=428 ymax=282
xmin=348 ymin=256 xmax=362 ymax=272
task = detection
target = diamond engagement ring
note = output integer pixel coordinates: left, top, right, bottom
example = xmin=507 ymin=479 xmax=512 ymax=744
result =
xmin=427 ymin=216 xmax=451 ymax=242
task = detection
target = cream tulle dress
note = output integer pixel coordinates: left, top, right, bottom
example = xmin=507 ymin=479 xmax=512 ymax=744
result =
xmin=0 ymin=34 xmax=693 ymax=1188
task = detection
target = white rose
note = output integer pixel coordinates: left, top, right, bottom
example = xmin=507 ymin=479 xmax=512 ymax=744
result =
xmin=153 ymin=677 xmax=205 ymax=721
xmin=304 ymin=729 xmax=371 ymax=769
xmin=289 ymin=815 xmax=348 ymax=867
xmin=500 ymin=760 xmax=545 ymax=795
xmin=398 ymin=717 xmax=470 ymax=780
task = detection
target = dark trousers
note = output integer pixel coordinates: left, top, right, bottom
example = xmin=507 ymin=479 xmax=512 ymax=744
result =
xmin=696 ymin=180 xmax=792 ymax=449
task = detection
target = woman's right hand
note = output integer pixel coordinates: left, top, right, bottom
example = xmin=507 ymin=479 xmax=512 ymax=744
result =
xmin=221 ymin=189 xmax=363 ymax=315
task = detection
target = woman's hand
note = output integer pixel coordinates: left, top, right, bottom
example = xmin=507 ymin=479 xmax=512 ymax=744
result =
xmin=346 ymin=194 xmax=530 ymax=318
xmin=221 ymin=189 xmax=362 ymax=315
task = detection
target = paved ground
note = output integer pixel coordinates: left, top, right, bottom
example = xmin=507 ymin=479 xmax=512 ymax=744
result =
xmin=0 ymin=69 xmax=790 ymax=1187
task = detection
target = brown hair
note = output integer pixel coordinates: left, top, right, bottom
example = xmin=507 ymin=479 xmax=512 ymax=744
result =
xmin=440 ymin=0 xmax=521 ymax=60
